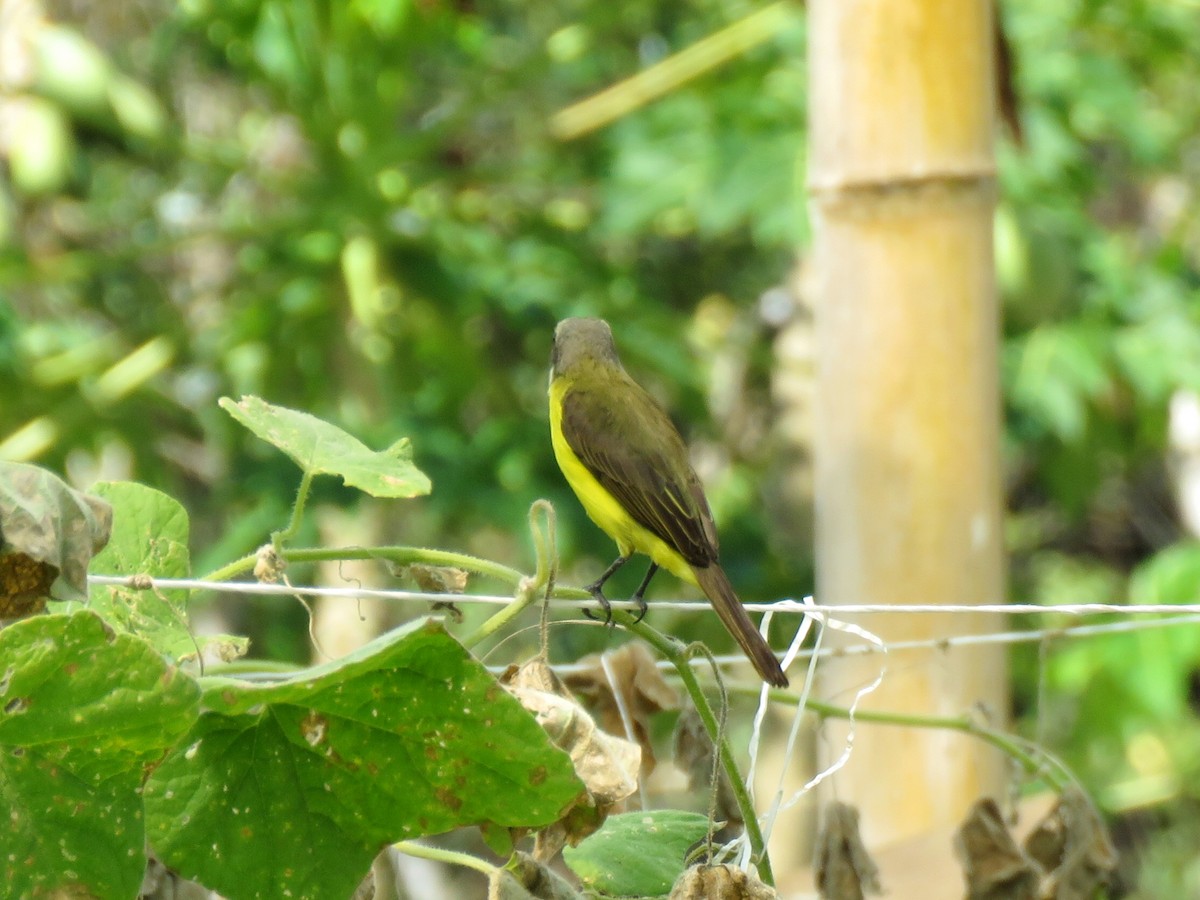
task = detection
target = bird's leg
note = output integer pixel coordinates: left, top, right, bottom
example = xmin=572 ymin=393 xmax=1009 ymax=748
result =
xmin=630 ymin=562 xmax=659 ymax=624
xmin=584 ymin=554 xmax=630 ymax=625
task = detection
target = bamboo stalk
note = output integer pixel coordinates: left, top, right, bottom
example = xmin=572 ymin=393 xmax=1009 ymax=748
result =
xmin=807 ymin=0 xmax=1007 ymax=861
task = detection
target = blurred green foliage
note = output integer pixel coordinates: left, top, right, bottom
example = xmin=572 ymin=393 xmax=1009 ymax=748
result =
xmin=0 ymin=0 xmax=803 ymax=586
xmin=4 ymin=0 xmax=1200 ymax=884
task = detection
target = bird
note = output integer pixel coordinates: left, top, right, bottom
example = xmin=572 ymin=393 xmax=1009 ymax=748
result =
xmin=548 ymin=317 xmax=788 ymax=687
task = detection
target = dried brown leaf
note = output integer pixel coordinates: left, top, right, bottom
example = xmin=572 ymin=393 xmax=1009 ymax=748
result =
xmin=563 ymin=641 xmax=680 ymax=776
xmin=1023 ymin=787 xmax=1116 ymax=900
xmin=401 ymin=563 xmax=469 ymax=594
xmin=502 ymin=659 xmax=641 ymax=857
xmin=0 ymin=461 xmax=112 ymax=616
xmin=954 ymin=798 xmax=1039 ymax=900
xmin=814 ymin=802 xmax=882 ymax=900
xmin=0 ymin=551 xmax=55 ymax=618
xmin=669 ymin=864 xmax=778 ymax=900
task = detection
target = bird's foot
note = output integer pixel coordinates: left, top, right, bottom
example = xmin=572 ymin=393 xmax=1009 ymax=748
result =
xmin=629 ymin=592 xmax=648 ymax=624
xmin=583 ymin=582 xmax=614 ymax=626
xmin=629 ymin=562 xmax=657 ymax=625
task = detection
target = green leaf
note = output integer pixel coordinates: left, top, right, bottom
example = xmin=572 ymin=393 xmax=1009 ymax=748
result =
xmin=562 ymin=810 xmax=712 ymax=897
xmin=32 ymin=25 xmax=113 ymax=119
xmin=351 ymin=0 xmax=411 ymax=38
xmin=145 ymin=618 xmax=583 ymax=900
xmin=219 ymin=395 xmax=432 ymax=498
xmin=1127 ymin=543 xmax=1200 ymax=679
xmin=1118 ymin=542 xmax=1200 ymax=720
xmin=1129 ymin=543 xmax=1200 ymax=607
xmin=1114 ymin=313 xmax=1200 ymax=403
xmin=0 ymin=461 xmax=112 ymax=612
xmin=0 ymin=611 xmax=201 ymax=899
xmin=85 ymin=481 xmax=245 ymax=664
xmin=1007 ymin=326 xmax=1111 ymax=443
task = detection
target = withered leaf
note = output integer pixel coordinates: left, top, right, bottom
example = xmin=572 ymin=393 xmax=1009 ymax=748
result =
xmin=0 ymin=551 xmax=56 ymax=618
xmin=0 ymin=461 xmax=112 ymax=615
xmin=814 ymin=802 xmax=882 ymax=900
xmin=954 ymin=798 xmax=1039 ymax=900
xmin=400 ymin=563 xmax=469 ymax=595
xmin=1024 ymin=787 xmax=1116 ymax=900
xmin=564 ymin=641 xmax=680 ymax=777
xmin=669 ymin=864 xmax=778 ymax=900
xmin=503 ymin=659 xmax=641 ymax=858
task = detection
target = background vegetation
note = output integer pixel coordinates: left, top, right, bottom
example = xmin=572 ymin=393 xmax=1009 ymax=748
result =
xmin=3 ymin=0 xmax=1200 ymax=893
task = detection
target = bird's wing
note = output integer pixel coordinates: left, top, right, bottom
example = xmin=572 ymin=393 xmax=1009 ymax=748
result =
xmin=560 ymin=379 xmax=719 ymax=567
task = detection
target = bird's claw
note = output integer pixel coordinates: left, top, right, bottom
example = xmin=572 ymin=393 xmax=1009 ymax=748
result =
xmin=630 ymin=593 xmax=648 ymax=624
xmin=583 ymin=584 xmax=614 ymax=626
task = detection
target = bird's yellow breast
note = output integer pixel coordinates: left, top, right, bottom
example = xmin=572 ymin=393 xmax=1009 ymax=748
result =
xmin=549 ymin=376 xmax=696 ymax=585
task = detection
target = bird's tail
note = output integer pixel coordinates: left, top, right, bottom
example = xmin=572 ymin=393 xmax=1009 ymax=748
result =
xmin=692 ymin=564 xmax=788 ymax=688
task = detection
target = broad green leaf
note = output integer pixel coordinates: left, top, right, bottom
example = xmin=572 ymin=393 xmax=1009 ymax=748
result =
xmin=86 ymin=481 xmax=247 ymax=664
xmin=0 ymin=461 xmax=112 ymax=614
xmin=563 ymin=810 xmax=711 ymax=897
xmin=219 ymin=395 xmax=432 ymax=498
xmin=145 ymin=618 xmax=583 ymax=900
xmin=0 ymin=611 xmax=201 ymax=899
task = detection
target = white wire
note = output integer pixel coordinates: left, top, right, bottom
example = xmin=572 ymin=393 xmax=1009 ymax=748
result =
xmin=599 ymin=651 xmax=646 ymax=812
xmin=785 ymin=615 xmax=887 ymax=804
xmin=539 ymin=614 xmax=1200 ymax=684
xmin=85 ymin=574 xmax=1200 ymax=618
xmin=762 ymin=598 xmax=1200 ymax=617
xmin=87 ymin=574 xmax=519 ymax=606
xmin=755 ymin=598 xmax=827 ymax=845
xmin=728 ymin=609 xmax=888 ymax=869
xmin=748 ymin=599 xmax=817 ymax=797
xmin=110 ymin=568 xmax=1192 ymax=857
xmin=87 ymin=572 xmax=1200 ymax=677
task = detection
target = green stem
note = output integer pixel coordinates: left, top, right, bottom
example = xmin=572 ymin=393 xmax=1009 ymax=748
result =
xmin=200 ymin=554 xmax=259 ymax=584
xmin=461 ymin=501 xmax=557 ymax=650
xmin=737 ymin=685 xmax=1075 ymax=792
xmin=393 ymin=840 xmax=495 ymax=878
xmin=615 ymin=613 xmax=775 ymax=886
xmin=272 ymin=469 xmax=315 ymax=550
xmin=205 ymin=658 xmax=306 ymax=676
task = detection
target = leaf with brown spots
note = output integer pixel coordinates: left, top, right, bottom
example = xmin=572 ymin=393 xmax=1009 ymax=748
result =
xmin=86 ymin=481 xmax=247 ymax=665
xmin=0 ymin=461 xmax=112 ymax=617
xmin=143 ymin=618 xmax=582 ymax=900
xmin=0 ymin=550 xmax=55 ymax=618
xmin=0 ymin=611 xmax=200 ymax=899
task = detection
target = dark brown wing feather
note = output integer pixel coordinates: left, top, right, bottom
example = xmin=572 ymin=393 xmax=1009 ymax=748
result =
xmin=560 ymin=377 xmax=718 ymax=567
